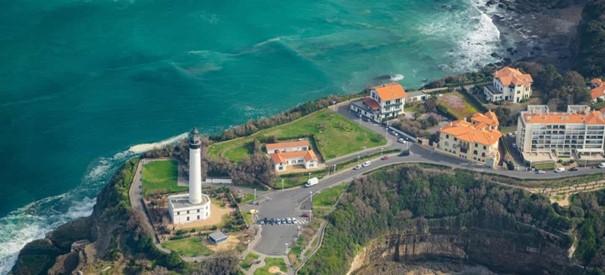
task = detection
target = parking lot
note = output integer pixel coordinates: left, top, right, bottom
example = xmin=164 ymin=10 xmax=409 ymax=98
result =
xmin=257 ymin=216 xmax=308 ymax=226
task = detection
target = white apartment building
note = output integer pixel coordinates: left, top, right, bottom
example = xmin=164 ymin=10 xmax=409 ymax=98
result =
xmin=516 ymin=105 xmax=605 ymax=163
xmin=484 ymin=67 xmax=533 ymax=103
xmin=350 ymin=82 xmax=406 ymax=121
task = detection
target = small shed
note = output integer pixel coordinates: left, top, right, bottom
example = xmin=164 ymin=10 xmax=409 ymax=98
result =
xmin=208 ymin=231 xmax=228 ymax=244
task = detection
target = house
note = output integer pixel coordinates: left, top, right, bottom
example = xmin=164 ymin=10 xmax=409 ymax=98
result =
xmin=516 ymin=105 xmax=605 ymax=164
xmin=437 ymin=111 xmax=502 ymax=167
xmin=405 ymin=90 xmax=429 ymax=103
xmin=350 ymin=82 xmax=406 ymax=121
xmin=591 ymin=78 xmax=605 ymax=102
xmin=208 ymin=231 xmax=228 ymax=244
xmin=483 ymin=66 xmax=533 ymax=103
xmin=266 ymin=140 xmax=319 ymax=172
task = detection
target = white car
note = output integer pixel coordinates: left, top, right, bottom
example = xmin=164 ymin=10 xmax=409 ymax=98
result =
xmin=555 ymin=167 xmax=566 ymax=173
xmin=599 ymin=163 xmax=605 ymax=168
xmin=362 ymin=161 xmax=371 ymax=167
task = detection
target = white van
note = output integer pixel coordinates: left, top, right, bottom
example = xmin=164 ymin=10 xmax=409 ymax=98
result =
xmin=555 ymin=167 xmax=566 ymax=173
xmin=305 ymin=177 xmax=319 ymax=187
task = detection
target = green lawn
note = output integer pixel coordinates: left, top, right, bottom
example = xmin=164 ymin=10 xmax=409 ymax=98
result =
xmin=162 ymin=236 xmax=213 ymax=257
xmin=313 ymin=183 xmax=348 ymax=208
xmin=240 ymin=252 xmax=260 ymax=270
xmin=208 ymin=109 xmax=386 ymax=162
xmin=254 ymin=257 xmax=288 ymax=275
xmin=141 ymin=160 xmax=186 ymax=197
xmin=437 ymin=91 xmax=480 ymax=119
xmin=240 ymin=193 xmax=255 ymax=204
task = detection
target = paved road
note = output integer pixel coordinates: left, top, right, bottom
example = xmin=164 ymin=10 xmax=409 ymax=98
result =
xmin=251 ymin=105 xmax=605 ymax=255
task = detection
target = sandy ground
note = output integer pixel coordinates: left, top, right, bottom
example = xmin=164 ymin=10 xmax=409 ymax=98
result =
xmin=174 ymin=201 xmax=233 ymax=230
xmin=207 ymin=234 xmax=241 ymax=252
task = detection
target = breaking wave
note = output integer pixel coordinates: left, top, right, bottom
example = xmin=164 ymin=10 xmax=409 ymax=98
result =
xmin=0 ymin=132 xmax=184 ymax=273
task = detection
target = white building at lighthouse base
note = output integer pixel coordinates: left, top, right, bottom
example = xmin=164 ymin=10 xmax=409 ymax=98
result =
xmin=168 ymin=193 xmax=211 ymax=224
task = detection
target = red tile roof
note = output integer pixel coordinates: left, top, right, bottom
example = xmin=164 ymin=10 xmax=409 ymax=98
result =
xmin=440 ymin=111 xmax=502 ymax=146
xmin=363 ymin=97 xmax=380 ymax=111
xmin=494 ymin=66 xmax=533 ymax=87
xmin=591 ymin=83 xmax=605 ymax=100
xmin=270 ymin=150 xmax=318 ymax=164
xmin=372 ymin=82 xmax=406 ymax=101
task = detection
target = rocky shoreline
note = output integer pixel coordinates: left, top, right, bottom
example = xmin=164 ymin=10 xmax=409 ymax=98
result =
xmin=480 ymin=0 xmax=586 ymax=69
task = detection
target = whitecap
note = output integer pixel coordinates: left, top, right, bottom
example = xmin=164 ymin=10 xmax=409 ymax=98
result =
xmin=0 ymin=151 xmax=132 ymax=273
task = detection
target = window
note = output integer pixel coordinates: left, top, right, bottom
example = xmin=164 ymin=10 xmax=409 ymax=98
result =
xmin=187 ymin=210 xmax=190 ymax=214
xmin=197 ymin=209 xmax=200 ymax=213
xmin=177 ymin=211 xmax=180 ymax=215
xmin=186 ymin=217 xmax=190 ymax=221
xmin=197 ymin=215 xmax=200 ymax=220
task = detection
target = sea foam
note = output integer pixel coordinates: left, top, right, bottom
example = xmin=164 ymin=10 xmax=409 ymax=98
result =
xmin=0 ymin=147 xmax=140 ymax=273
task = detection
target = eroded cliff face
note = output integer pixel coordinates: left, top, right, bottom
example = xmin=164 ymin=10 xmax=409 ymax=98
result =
xmin=349 ymin=216 xmax=581 ymax=275
xmin=11 ymin=159 xmax=144 ymax=275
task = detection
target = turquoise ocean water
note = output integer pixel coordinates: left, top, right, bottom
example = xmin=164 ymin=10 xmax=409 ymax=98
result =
xmin=0 ymin=0 xmax=501 ymax=271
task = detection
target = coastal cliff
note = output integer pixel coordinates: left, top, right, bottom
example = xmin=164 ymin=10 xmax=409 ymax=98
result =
xmin=9 ymin=158 xmax=166 ymax=274
xmin=300 ymin=165 xmax=605 ymax=275
xmin=348 ymin=215 xmax=579 ymax=274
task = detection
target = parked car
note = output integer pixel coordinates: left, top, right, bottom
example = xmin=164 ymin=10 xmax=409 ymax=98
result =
xmin=555 ymin=167 xmax=566 ymax=173
xmin=353 ymin=164 xmax=362 ymax=170
xmin=381 ymin=156 xmax=389 ymax=160
xmin=569 ymin=167 xmax=578 ymax=171
xmin=599 ymin=162 xmax=605 ymax=168
xmin=537 ymin=170 xmax=546 ymax=174
xmin=362 ymin=161 xmax=371 ymax=167
xmin=397 ymin=138 xmax=406 ymax=143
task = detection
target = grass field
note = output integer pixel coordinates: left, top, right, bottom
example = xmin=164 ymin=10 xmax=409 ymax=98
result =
xmin=162 ymin=236 xmax=213 ymax=257
xmin=313 ymin=183 xmax=348 ymax=208
xmin=437 ymin=92 xmax=480 ymax=119
xmin=141 ymin=160 xmax=186 ymax=197
xmin=208 ymin=109 xmax=386 ymax=162
xmin=254 ymin=257 xmax=288 ymax=275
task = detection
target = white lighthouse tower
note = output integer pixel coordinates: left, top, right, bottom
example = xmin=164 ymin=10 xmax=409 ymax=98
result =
xmin=188 ymin=128 xmax=203 ymax=204
xmin=168 ymin=128 xmax=211 ymax=224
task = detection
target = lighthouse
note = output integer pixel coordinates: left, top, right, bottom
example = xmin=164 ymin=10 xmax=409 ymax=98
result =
xmin=188 ymin=128 xmax=203 ymax=204
xmin=167 ymin=128 xmax=211 ymax=224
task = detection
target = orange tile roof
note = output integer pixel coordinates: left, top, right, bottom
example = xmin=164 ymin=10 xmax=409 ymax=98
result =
xmin=494 ymin=66 xmax=533 ymax=87
xmin=591 ymin=85 xmax=605 ymax=100
xmin=266 ymin=140 xmax=310 ymax=152
xmin=523 ymin=111 xmax=605 ymax=125
xmin=363 ymin=97 xmax=380 ymax=111
xmin=471 ymin=111 xmax=499 ymax=128
xmin=372 ymin=82 xmax=406 ymax=101
xmin=592 ymin=78 xmax=603 ymax=87
xmin=304 ymin=150 xmax=317 ymax=161
xmin=440 ymin=120 xmax=502 ymax=146
xmin=270 ymin=150 xmax=317 ymax=164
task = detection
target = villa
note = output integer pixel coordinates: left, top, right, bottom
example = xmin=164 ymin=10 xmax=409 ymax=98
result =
xmin=591 ymin=78 xmax=605 ymax=102
xmin=516 ymin=105 xmax=605 ymax=165
xmin=483 ymin=66 xmax=533 ymax=103
xmin=266 ymin=140 xmax=319 ymax=172
xmin=350 ymin=82 xmax=406 ymax=121
xmin=437 ymin=111 xmax=502 ymax=167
